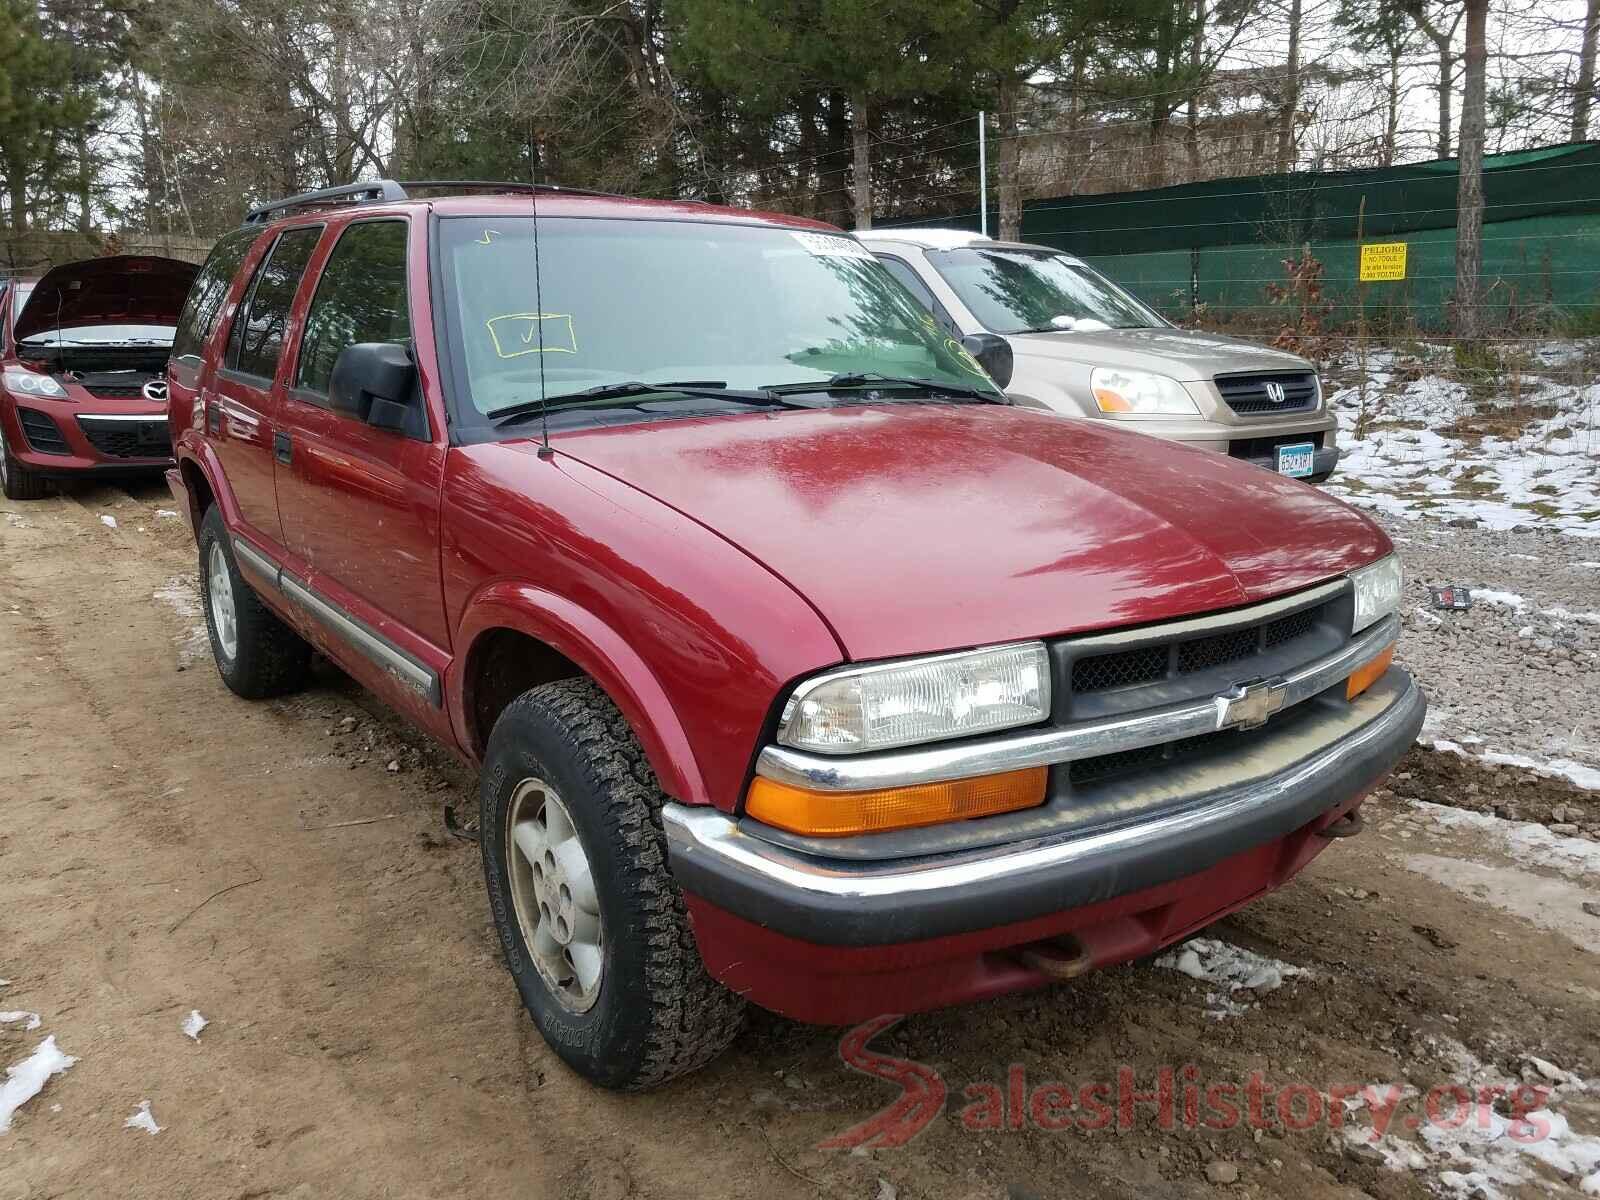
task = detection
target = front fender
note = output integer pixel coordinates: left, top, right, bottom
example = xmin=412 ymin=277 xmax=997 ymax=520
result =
xmin=450 ymin=583 xmax=708 ymax=807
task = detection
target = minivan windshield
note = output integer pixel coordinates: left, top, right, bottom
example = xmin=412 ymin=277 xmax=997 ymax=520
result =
xmin=927 ymin=246 xmax=1165 ymax=335
xmin=438 ymin=217 xmax=999 ymax=428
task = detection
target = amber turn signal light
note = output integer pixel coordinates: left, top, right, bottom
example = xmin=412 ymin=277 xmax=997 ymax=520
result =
xmin=1346 ymin=644 xmax=1396 ymax=701
xmin=745 ymin=767 xmax=1048 ymax=837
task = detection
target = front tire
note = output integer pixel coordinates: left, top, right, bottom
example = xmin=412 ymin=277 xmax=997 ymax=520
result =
xmin=198 ymin=505 xmax=310 ymax=698
xmin=481 ymin=678 xmax=746 ymax=1090
xmin=0 ymin=425 xmax=48 ymax=500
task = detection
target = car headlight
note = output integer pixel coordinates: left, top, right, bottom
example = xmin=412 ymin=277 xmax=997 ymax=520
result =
xmin=1351 ymin=554 xmax=1402 ymax=633
xmin=3 ymin=366 xmax=69 ymax=400
xmin=778 ymin=642 xmax=1051 ymax=755
xmin=1089 ymin=367 xmax=1198 ymax=416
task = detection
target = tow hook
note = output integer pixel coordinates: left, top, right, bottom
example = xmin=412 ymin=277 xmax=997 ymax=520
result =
xmin=1316 ymin=809 xmax=1365 ymax=839
xmin=1016 ymin=934 xmax=1093 ymax=980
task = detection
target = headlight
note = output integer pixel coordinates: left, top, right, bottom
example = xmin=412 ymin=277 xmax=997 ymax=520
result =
xmin=1089 ymin=367 xmax=1198 ymax=416
xmin=2 ymin=366 xmax=69 ymax=400
xmin=1351 ymin=554 xmax=1402 ymax=633
xmin=779 ymin=642 xmax=1051 ymax=755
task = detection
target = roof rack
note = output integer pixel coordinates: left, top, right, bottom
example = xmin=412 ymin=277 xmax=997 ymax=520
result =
xmin=243 ymin=178 xmax=618 ymax=224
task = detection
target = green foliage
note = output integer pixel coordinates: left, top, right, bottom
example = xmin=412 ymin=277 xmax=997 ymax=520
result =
xmin=0 ymin=0 xmax=108 ymax=230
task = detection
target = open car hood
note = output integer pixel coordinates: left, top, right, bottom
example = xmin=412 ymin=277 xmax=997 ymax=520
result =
xmin=13 ymin=255 xmax=199 ymax=343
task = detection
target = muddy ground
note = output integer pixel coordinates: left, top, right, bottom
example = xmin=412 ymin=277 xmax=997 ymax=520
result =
xmin=2 ymin=481 xmax=1597 ymax=1200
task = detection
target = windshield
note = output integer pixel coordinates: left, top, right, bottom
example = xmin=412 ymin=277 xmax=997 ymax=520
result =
xmin=438 ymin=217 xmax=998 ymax=426
xmin=928 ymin=247 xmax=1164 ymax=335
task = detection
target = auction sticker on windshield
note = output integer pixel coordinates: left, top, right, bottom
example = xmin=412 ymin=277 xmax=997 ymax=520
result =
xmin=1276 ymin=442 xmax=1315 ymax=478
xmin=791 ymin=231 xmax=875 ymax=259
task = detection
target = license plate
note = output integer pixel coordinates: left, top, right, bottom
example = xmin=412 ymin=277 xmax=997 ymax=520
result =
xmin=1275 ymin=442 xmax=1315 ymax=478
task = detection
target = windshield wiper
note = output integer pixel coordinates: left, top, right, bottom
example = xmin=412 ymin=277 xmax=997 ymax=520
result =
xmin=491 ymin=381 xmax=799 ymax=428
xmin=765 ymin=372 xmax=1003 ymax=403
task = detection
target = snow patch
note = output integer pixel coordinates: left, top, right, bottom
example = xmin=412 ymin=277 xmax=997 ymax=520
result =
xmin=1425 ymin=738 xmax=1600 ymax=791
xmin=99 ymin=514 xmax=118 ymax=529
xmin=152 ymin=577 xmax=210 ymax=665
xmin=1407 ymin=800 xmax=1600 ymax=879
xmin=182 ymin=1010 xmax=208 ymax=1041
xmin=155 ymin=508 xmax=179 ymax=518
xmin=123 ymin=1099 xmax=162 ymax=1136
xmin=0 ymin=1012 xmax=41 ymax=1032
xmin=1155 ymin=938 xmax=1309 ymax=1019
xmin=0 ymin=1037 xmax=77 ymax=1134
xmin=1473 ymin=589 xmax=1529 ymax=611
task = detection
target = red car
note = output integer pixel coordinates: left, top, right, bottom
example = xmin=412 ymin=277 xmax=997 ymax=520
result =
xmin=168 ymin=181 xmax=1421 ymax=1090
xmin=0 ymin=256 xmax=197 ymax=499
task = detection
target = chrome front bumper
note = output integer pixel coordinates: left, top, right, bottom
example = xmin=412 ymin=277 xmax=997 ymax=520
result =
xmin=664 ymin=663 xmax=1423 ymax=947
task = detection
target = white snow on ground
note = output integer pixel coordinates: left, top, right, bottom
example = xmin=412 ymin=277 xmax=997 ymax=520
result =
xmin=182 ymin=1010 xmax=208 ymax=1041
xmin=0 ymin=1037 xmax=77 ymax=1134
xmin=123 ymin=1100 xmax=162 ymax=1135
xmin=1323 ymin=343 xmax=1600 ymax=537
xmin=1154 ymin=937 xmax=1310 ymax=1019
xmin=1341 ymin=1040 xmax=1600 ymax=1200
xmin=155 ymin=508 xmax=179 ymax=519
xmin=152 ymin=577 xmax=210 ymax=665
xmin=0 ymin=1012 xmax=42 ymax=1031
xmin=1406 ymin=800 xmax=1600 ymax=879
xmin=1427 ymin=738 xmax=1600 ymax=791
xmin=99 ymin=514 xmax=118 ymax=529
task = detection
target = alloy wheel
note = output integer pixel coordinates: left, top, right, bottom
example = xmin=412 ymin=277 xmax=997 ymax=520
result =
xmin=506 ymin=777 xmax=605 ymax=1012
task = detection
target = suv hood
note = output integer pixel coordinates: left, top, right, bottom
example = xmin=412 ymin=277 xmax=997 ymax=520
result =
xmin=13 ymin=255 xmax=199 ymax=343
xmin=551 ymin=405 xmax=1387 ymax=661
xmin=1011 ymin=327 xmax=1312 ymax=381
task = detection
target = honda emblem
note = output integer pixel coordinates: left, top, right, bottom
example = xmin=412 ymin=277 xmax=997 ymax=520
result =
xmin=1264 ymin=381 xmax=1286 ymax=404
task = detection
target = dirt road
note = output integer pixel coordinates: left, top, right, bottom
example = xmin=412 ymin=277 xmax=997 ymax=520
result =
xmin=3 ymin=482 xmax=1597 ymax=1200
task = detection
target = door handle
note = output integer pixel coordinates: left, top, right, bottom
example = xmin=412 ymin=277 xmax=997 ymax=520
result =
xmin=273 ymin=431 xmax=292 ymax=464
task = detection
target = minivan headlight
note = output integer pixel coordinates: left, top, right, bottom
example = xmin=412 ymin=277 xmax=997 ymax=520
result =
xmin=1351 ymin=554 xmax=1402 ymax=633
xmin=778 ymin=642 xmax=1051 ymax=755
xmin=1090 ymin=367 xmax=1198 ymax=416
xmin=2 ymin=366 xmax=69 ymax=400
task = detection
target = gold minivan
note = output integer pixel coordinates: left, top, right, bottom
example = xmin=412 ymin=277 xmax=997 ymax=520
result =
xmin=858 ymin=229 xmax=1339 ymax=482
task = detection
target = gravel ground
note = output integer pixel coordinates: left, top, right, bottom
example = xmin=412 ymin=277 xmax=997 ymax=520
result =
xmin=1384 ymin=520 xmax=1600 ymax=776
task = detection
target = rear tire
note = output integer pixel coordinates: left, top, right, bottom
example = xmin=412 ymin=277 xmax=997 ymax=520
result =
xmin=0 ymin=425 xmax=48 ymax=500
xmin=198 ymin=505 xmax=310 ymax=698
xmin=481 ymin=677 xmax=746 ymax=1090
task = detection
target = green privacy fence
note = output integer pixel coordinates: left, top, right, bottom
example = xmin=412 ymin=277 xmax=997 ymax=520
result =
xmin=879 ymin=141 xmax=1600 ymax=331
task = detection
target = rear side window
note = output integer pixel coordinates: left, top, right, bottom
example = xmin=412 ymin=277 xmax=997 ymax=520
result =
xmin=294 ymin=221 xmax=410 ymax=399
xmin=226 ymin=225 xmax=322 ymax=380
xmin=171 ymin=226 xmax=260 ymax=361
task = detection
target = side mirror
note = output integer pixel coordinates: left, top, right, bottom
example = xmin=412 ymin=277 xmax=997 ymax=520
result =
xmin=328 ymin=342 xmax=421 ymax=435
xmin=961 ymin=332 xmax=1014 ymax=391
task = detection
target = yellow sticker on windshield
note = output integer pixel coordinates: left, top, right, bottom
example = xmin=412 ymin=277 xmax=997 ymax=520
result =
xmin=487 ymin=312 xmax=578 ymax=358
xmin=476 ymin=229 xmax=502 ymax=245
xmin=947 ymin=337 xmax=989 ymax=380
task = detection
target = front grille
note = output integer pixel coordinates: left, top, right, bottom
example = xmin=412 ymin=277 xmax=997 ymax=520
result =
xmin=76 ymin=417 xmax=170 ymax=459
xmin=1053 ymin=583 xmax=1352 ymax=803
xmin=1217 ymin=372 xmax=1318 ymax=415
xmin=17 ymin=407 xmax=69 ymax=454
xmin=1069 ymin=728 xmax=1240 ymax=787
xmin=1072 ymin=644 xmax=1165 ymax=692
xmin=1229 ymin=431 xmax=1324 ymax=461
xmin=1071 ymin=605 xmax=1329 ymax=695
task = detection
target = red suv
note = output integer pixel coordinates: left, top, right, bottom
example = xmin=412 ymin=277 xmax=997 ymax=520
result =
xmin=169 ymin=181 xmax=1421 ymax=1090
xmin=1 ymin=256 xmax=197 ymax=499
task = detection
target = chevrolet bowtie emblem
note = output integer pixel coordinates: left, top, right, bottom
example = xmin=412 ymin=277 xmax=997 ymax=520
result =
xmin=1215 ymin=677 xmax=1288 ymax=730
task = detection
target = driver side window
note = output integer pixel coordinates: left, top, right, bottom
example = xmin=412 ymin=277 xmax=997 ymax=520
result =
xmin=294 ymin=220 xmax=410 ymax=407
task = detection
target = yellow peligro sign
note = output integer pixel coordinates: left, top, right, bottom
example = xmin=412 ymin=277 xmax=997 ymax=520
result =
xmin=1360 ymin=242 xmax=1407 ymax=281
